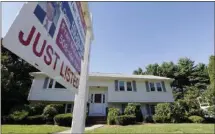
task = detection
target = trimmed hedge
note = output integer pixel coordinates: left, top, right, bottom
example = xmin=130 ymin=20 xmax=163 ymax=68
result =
xmin=54 ymin=113 xmax=72 ymax=127
xmin=124 ymin=103 xmax=143 ymax=122
xmin=43 ymin=105 xmax=58 ymax=124
xmin=188 ymin=116 xmax=204 ymax=123
xmin=115 ymin=115 xmax=136 ymax=125
xmin=25 ymin=115 xmax=46 ymax=124
xmin=153 ymin=103 xmax=171 ymax=123
xmin=107 ymin=108 xmax=120 ymax=125
xmin=29 ymin=103 xmax=47 ymax=115
xmin=49 ymin=104 xmax=65 ymax=113
xmin=8 ymin=110 xmax=29 ymax=124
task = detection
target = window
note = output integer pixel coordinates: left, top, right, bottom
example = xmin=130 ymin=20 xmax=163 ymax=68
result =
xmin=103 ymin=94 xmax=105 ymax=103
xmin=156 ymin=82 xmax=162 ymax=92
xmin=91 ymin=94 xmax=94 ymax=103
xmin=127 ymin=82 xmax=132 ymax=91
xmin=66 ymin=104 xmax=72 ymax=113
xmin=55 ymin=82 xmax=66 ymax=88
xmin=149 ymin=82 xmax=155 ymax=91
xmin=48 ymin=79 xmax=54 ymax=88
xmin=119 ymin=81 xmax=125 ymax=91
xmin=46 ymin=78 xmax=66 ymax=89
xmin=94 ymin=94 xmax=102 ymax=103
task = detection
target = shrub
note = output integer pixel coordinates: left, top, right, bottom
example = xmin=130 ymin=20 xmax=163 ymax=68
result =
xmin=188 ymin=115 xmax=204 ymax=123
xmin=115 ymin=115 xmax=136 ymax=125
xmin=42 ymin=105 xmax=58 ymax=124
xmin=1 ymin=116 xmax=13 ymax=124
xmin=54 ymin=113 xmax=72 ymax=127
xmin=124 ymin=103 xmax=143 ymax=122
xmin=9 ymin=105 xmax=31 ymax=114
xmin=107 ymin=108 xmax=120 ymax=125
xmin=145 ymin=116 xmax=154 ymax=123
xmin=153 ymin=103 xmax=171 ymax=123
xmin=207 ymin=106 xmax=215 ymax=118
xmin=204 ymin=117 xmax=215 ymax=123
xmin=170 ymin=100 xmax=189 ymax=123
xmin=26 ymin=115 xmax=46 ymax=124
xmin=29 ymin=103 xmax=47 ymax=115
xmin=49 ymin=104 xmax=64 ymax=114
xmin=9 ymin=110 xmax=29 ymax=124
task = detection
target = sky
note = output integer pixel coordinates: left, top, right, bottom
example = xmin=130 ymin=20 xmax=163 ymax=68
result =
xmin=2 ymin=2 xmax=214 ymax=74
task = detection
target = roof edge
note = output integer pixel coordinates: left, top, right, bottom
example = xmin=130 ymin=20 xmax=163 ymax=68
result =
xmin=30 ymin=72 xmax=174 ymax=81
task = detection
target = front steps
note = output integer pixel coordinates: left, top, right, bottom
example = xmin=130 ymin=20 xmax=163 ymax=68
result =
xmin=86 ymin=116 xmax=107 ymax=125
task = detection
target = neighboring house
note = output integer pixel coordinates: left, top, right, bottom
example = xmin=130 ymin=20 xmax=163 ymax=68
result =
xmin=28 ymin=72 xmax=174 ymax=117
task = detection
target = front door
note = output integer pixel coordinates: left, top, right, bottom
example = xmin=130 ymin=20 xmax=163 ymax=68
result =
xmin=89 ymin=93 xmax=106 ymax=116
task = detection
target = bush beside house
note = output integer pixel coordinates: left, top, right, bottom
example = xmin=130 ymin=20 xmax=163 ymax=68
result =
xmin=124 ymin=103 xmax=143 ymax=122
xmin=153 ymin=103 xmax=171 ymax=123
xmin=107 ymin=108 xmax=120 ymax=125
xmin=54 ymin=113 xmax=72 ymax=127
xmin=115 ymin=115 xmax=136 ymax=125
xmin=188 ymin=116 xmax=204 ymax=123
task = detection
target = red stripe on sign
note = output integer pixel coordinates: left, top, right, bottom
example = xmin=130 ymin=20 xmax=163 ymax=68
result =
xmin=76 ymin=2 xmax=87 ymax=34
xmin=56 ymin=19 xmax=81 ymax=73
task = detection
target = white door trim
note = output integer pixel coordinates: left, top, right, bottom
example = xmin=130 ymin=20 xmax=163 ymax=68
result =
xmin=89 ymin=93 xmax=106 ymax=116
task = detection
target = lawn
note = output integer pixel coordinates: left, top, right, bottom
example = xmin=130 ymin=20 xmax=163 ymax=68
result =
xmin=86 ymin=124 xmax=215 ymax=133
xmin=2 ymin=125 xmax=70 ymax=134
xmin=2 ymin=124 xmax=214 ymax=133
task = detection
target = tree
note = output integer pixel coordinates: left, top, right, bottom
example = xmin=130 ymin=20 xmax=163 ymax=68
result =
xmin=189 ymin=63 xmax=209 ymax=90
xmin=144 ymin=63 xmax=162 ymax=76
xmin=201 ymin=55 xmax=215 ymax=105
xmin=208 ymin=55 xmax=215 ymax=86
xmin=153 ymin=103 xmax=171 ymax=123
xmin=184 ymin=86 xmax=204 ymax=116
xmin=133 ymin=67 xmax=144 ymax=75
xmin=1 ymin=43 xmax=38 ymax=115
xmin=159 ymin=61 xmax=177 ymax=78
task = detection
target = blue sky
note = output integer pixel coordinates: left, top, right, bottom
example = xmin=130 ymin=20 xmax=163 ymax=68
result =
xmin=2 ymin=2 xmax=214 ymax=74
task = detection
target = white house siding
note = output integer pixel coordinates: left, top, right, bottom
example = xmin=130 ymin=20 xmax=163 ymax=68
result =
xmin=28 ymin=73 xmax=174 ymax=116
xmin=28 ymin=74 xmax=174 ymax=103
xmin=107 ymin=79 xmax=174 ymax=103
xmin=28 ymin=74 xmax=76 ymax=102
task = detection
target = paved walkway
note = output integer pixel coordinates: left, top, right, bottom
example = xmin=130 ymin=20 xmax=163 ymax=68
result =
xmin=55 ymin=124 xmax=104 ymax=134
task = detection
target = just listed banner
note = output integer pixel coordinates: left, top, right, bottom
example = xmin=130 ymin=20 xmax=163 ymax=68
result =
xmin=3 ymin=2 xmax=88 ymax=92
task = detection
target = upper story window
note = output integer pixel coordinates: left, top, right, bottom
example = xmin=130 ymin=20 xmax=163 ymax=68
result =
xmin=146 ymin=81 xmax=166 ymax=92
xmin=149 ymin=82 xmax=155 ymax=91
xmin=45 ymin=78 xmax=66 ymax=89
xmin=55 ymin=81 xmax=66 ymax=88
xmin=48 ymin=79 xmax=54 ymax=88
xmin=119 ymin=81 xmax=125 ymax=91
xmin=156 ymin=82 xmax=162 ymax=92
xmin=126 ymin=81 xmax=133 ymax=91
xmin=115 ymin=80 xmax=136 ymax=92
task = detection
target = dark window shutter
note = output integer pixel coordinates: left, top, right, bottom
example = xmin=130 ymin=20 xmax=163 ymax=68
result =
xmin=43 ymin=77 xmax=49 ymax=89
xmin=145 ymin=81 xmax=150 ymax=92
xmin=115 ymin=80 xmax=118 ymax=91
xmin=161 ymin=81 xmax=166 ymax=92
xmin=132 ymin=80 xmax=137 ymax=92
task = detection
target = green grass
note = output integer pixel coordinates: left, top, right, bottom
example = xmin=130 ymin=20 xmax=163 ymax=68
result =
xmin=2 ymin=124 xmax=214 ymax=133
xmin=2 ymin=125 xmax=70 ymax=134
xmin=86 ymin=124 xmax=215 ymax=133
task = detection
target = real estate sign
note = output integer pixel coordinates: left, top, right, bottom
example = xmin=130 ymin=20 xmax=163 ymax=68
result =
xmin=3 ymin=2 xmax=88 ymax=92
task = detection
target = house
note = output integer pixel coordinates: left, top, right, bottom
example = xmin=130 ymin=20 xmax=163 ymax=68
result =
xmin=28 ymin=72 xmax=174 ymax=117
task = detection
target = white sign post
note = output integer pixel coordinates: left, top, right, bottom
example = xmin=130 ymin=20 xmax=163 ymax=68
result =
xmin=3 ymin=2 xmax=93 ymax=133
xmin=71 ymin=29 xmax=91 ymax=133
